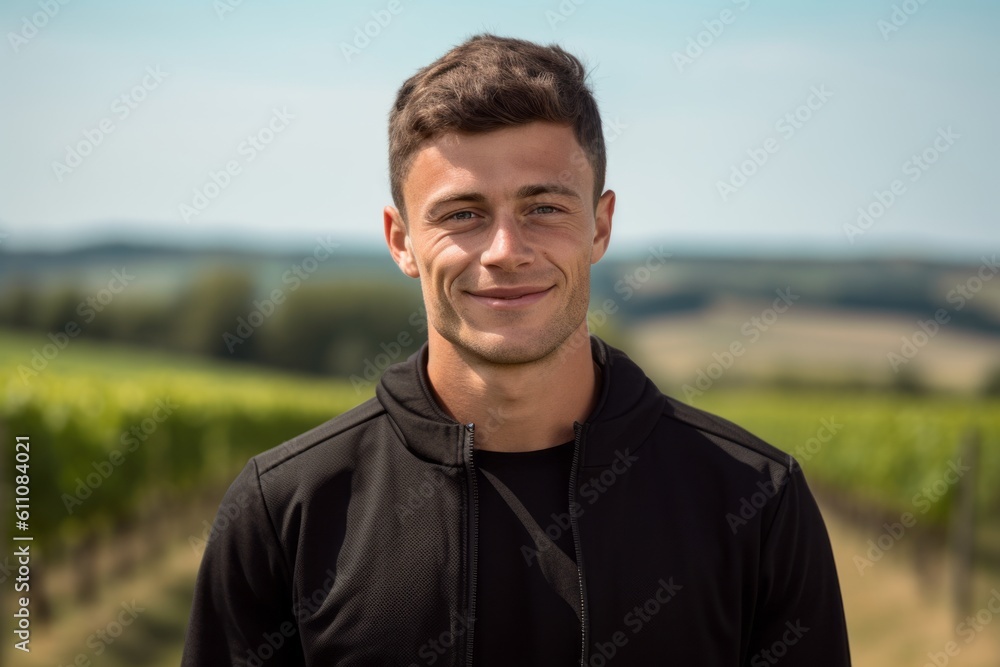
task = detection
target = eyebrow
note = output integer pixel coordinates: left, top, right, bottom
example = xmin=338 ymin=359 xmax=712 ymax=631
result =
xmin=515 ymin=182 xmax=582 ymax=201
xmin=425 ymin=182 xmax=582 ymax=220
xmin=425 ymin=191 xmax=488 ymax=220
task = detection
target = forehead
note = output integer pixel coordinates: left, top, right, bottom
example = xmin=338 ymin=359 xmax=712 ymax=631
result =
xmin=402 ymin=121 xmax=592 ymax=208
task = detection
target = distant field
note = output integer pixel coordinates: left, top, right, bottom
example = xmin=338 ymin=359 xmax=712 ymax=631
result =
xmin=632 ymin=302 xmax=1000 ymax=392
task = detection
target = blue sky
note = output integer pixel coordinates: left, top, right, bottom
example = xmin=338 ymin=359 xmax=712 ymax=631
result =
xmin=1 ymin=0 xmax=997 ymax=258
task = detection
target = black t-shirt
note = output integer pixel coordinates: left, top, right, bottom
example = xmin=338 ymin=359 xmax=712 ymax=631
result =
xmin=472 ymin=441 xmax=580 ymax=666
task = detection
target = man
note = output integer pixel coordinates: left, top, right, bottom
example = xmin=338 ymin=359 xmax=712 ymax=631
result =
xmin=182 ymin=34 xmax=851 ymax=666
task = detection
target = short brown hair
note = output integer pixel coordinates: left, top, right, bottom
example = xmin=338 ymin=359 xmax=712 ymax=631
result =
xmin=388 ymin=33 xmax=606 ymax=220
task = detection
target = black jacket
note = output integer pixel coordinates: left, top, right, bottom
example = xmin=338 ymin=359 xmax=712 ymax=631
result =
xmin=182 ymin=336 xmax=851 ymax=666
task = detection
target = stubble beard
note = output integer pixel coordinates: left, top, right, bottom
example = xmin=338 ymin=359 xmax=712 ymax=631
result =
xmin=428 ymin=274 xmax=592 ymax=367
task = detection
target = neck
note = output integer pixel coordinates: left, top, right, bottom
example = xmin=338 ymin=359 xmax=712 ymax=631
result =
xmin=426 ymin=324 xmax=599 ymax=452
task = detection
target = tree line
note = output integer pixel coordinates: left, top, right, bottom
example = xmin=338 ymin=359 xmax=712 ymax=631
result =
xmin=0 ymin=267 xmax=426 ymax=378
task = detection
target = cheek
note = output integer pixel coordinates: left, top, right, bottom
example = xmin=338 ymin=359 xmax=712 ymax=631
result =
xmin=430 ymin=237 xmax=469 ymax=271
xmin=542 ymin=237 xmax=591 ymax=275
xmin=413 ymin=242 xmax=467 ymax=296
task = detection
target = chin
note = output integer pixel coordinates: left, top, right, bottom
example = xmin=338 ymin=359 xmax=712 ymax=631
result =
xmin=453 ymin=327 xmax=573 ymax=366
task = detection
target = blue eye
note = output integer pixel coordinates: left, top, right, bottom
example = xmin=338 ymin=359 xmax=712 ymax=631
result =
xmin=448 ymin=211 xmax=476 ymax=220
xmin=534 ymin=206 xmax=558 ymax=214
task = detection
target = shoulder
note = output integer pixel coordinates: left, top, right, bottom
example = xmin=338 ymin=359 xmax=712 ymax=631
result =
xmin=200 ymin=398 xmax=388 ymax=574
xmin=252 ymin=396 xmax=387 ymax=480
xmin=653 ymin=394 xmax=823 ymax=541
xmin=657 ymin=393 xmax=798 ymax=487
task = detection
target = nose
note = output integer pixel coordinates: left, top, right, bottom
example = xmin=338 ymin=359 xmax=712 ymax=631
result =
xmin=480 ymin=213 xmax=534 ymax=271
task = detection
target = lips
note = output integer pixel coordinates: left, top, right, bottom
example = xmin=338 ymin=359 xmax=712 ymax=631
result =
xmin=465 ymin=285 xmax=554 ymax=308
xmin=469 ymin=286 xmax=551 ymax=299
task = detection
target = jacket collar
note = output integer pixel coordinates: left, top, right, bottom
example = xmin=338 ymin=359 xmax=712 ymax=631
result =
xmin=375 ymin=335 xmax=665 ymax=468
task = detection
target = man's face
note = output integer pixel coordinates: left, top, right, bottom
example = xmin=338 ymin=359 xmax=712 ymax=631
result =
xmin=385 ymin=121 xmax=614 ymax=365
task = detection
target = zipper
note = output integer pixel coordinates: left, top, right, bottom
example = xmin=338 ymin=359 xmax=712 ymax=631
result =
xmin=463 ymin=423 xmax=479 ymax=667
xmin=569 ymin=422 xmax=589 ymax=666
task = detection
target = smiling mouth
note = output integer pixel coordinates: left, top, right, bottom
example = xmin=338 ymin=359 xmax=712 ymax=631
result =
xmin=483 ymin=291 xmax=544 ymax=300
xmin=465 ymin=286 xmax=554 ymax=307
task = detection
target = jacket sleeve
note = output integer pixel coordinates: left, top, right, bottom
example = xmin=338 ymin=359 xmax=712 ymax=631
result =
xmin=743 ymin=462 xmax=852 ymax=666
xmin=181 ymin=459 xmax=304 ymax=666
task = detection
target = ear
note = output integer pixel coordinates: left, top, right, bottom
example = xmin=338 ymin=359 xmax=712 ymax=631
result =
xmin=590 ymin=189 xmax=615 ymax=264
xmin=384 ymin=205 xmax=420 ymax=278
